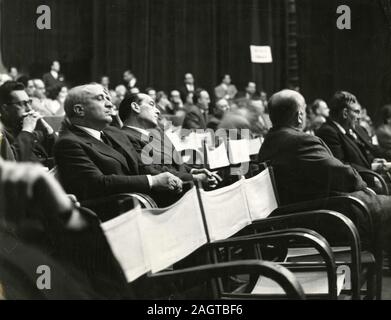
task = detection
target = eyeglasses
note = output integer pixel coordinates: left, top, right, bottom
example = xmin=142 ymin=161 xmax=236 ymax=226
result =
xmin=7 ymin=99 xmax=32 ymax=108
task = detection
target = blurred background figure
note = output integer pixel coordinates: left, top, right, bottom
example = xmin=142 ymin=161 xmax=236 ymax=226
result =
xmin=43 ymin=60 xmax=65 ymax=99
xmin=214 ymin=74 xmax=238 ymax=101
xmin=47 ymin=85 xmax=68 ymax=116
xmin=169 ymin=90 xmax=184 ymax=114
xmin=8 ymin=67 xmax=19 ymax=81
xmin=123 ymin=69 xmax=137 ymax=89
xmin=207 ymin=98 xmax=230 ymax=131
xmin=376 ymin=104 xmax=391 ymax=150
xmin=309 ymin=99 xmax=329 ymax=132
xmin=146 ymin=87 xmax=157 ymax=101
xmin=100 ymin=75 xmax=110 ymax=90
xmin=25 ymin=80 xmax=36 ymax=97
xmin=113 ymin=84 xmax=127 ymax=108
xmin=0 ymin=74 xmax=12 ymax=87
xmin=31 ymin=79 xmax=54 ymax=116
xmin=180 ymin=73 xmax=197 ymax=102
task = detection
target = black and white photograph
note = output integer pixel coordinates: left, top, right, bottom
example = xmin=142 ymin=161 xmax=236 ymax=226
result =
xmin=0 ymin=0 xmax=391 ymax=305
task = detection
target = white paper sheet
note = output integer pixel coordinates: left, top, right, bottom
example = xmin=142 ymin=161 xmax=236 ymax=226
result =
xmin=252 ymin=271 xmax=345 ymax=295
xmin=206 ymin=143 xmax=230 ymax=169
xmin=101 ymin=206 xmax=150 ymax=282
xmin=138 ymin=187 xmax=208 ymax=273
xmin=248 ymin=137 xmax=262 ymax=155
xmin=201 ymin=180 xmax=252 ymax=242
xmin=244 ymin=169 xmax=278 ymax=221
xmin=228 ymin=139 xmax=250 ymax=164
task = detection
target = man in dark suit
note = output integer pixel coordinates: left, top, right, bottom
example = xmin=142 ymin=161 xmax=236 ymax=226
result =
xmin=54 ymin=84 xmax=183 ymax=214
xmin=179 ymin=73 xmax=197 ymax=103
xmin=119 ymin=93 xmax=220 ymax=201
xmin=0 ymin=81 xmax=56 ymax=168
xmin=316 ymin=91 xmax=390 ymax=171
xmin=258 ymin=89 xmax=391 ymax=255
xmin=42 ymin=61 xmax=65 ymax=99
xmin=182 ymin=89 xmax=210 ymax=130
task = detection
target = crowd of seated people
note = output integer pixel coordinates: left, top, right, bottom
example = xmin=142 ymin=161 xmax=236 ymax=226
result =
xmin=4 ymin=62 xmax=391 ymax=299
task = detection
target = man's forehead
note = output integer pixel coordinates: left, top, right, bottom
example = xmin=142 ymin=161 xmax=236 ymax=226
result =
xmin=83 ymin=84 xmax=106 ymax=96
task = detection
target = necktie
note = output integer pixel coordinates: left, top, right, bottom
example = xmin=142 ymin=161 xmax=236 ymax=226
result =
xmin=100 ymin=132 xmax=112 ymax=147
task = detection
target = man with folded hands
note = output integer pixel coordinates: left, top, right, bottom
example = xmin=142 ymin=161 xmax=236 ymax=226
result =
xmin=258 ymin=89 xmax=391 ymax=260
xmin=54 ymin=83 xmax=184 ymax=216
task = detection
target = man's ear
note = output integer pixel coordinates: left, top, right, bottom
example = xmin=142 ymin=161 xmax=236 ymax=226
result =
xmin=297 ymin=110 xmax=304 ymax=126
xmin=73 ymin=104 xmax=84 ymax=116
xmin=342 ymin=107 xmax=348 ymax=119
xmin=131 ymin=102 xmax=141 ymax=114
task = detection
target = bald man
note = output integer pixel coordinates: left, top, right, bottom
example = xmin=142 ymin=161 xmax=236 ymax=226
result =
xmin=54 ymin=84 xmax=183 ymax=218
xmin=259 ymin=89 xmax=391 ymax=258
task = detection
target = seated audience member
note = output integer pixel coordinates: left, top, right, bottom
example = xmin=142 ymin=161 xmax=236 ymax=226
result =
xmin=258 ymin=89 xmax=391 ymax=256
xmin=113 ymin=84 xmax=127 ymax=107
xmin=8 ymin=66 xmax=19 ymax=81
xmin=182 ymin=89 xmax=210 ymax=130
xmin=0 ymin=81 xmax=56 ymax=168
xmin=145 ymin=87 xmax=157 ymax=101
xmin=54 ymin=83 xmax=183 ymax=215
xmin=155 ymin=91 xmax=172 ymax=115
xmin=0 ymin=120 xmax=15 ymax=161
xmin=376 ymin=104 xmax=391 ymax=150
xmin=0 ymin=74 xmax=12 ymax=86
xmin=31 ymin=79 xmax=56 ymax=116
xmin=310 ymin=99 xmax=329 ymax=131
xmin=214 ymin=74 xmax=238 ymax=101
xmin=316 ymin=91 xmax=391 ymax=172
xmin=169 ymin=90 xmax=184 ymax=114
xmin=119 ymin=92 xmax=219 ymax=188
xmin=100 ymin=75 xmax=110 ymax=90
xmin=123 ymin=69 xmax=137 ymax=90
xmin=42 ymin=60 xmax=65 ymax=99
xmin=184 ymin=91 xmax=194 ymax=109
xmin=129 ymin=87 xmax=140 ymax=94
xmin=0 ymin=160 xmax=130 ymax=299
xmin=47 ymin=85 xmax=67 ymax=116
xmin=237 ymin=81 xmax=260 ymax=101
xmin=25 ymin=79 xmax=36 ymax=97
xmin=359 ymin=106 xmax=375 ymax=137
xmin=207 ymin=98 xmax=230 ymax=131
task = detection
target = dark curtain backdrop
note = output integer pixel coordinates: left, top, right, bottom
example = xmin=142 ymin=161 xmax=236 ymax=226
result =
xmin=296 ymin=0 xmax=391 ymax=123
xmin=1 ymin=0 xmax=288 ymax=96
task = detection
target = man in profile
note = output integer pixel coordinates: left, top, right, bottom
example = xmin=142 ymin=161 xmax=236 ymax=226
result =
xmin=54 ymin=83 xmax=183 ymax=217
xmin=258 ymin=89 xmax=391 ymax=255
xmin=0 ymin=81 xmax=56 ymax=167
xmin=182 ymin=88 xmax=210 ymax=130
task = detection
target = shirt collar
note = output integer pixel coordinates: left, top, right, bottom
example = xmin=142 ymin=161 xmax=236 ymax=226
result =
xmin=50 ymin=70 xmax=58 ymax=79
xmin=75 ymin=125 xmax=102 ymax=141
xmin=332 ymin=121 xmax=346 ymax=135
xmin=125 ymin=125 xmax=150 ymax=137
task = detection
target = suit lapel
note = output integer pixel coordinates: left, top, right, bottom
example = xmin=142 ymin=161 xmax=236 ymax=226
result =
xmin=342 ymin=130 xmax=370 ymax=167
xmin=71 ymin=126 xmax=132 ymax=172
xmin=104 ymin=127 xmax=140 ymax=171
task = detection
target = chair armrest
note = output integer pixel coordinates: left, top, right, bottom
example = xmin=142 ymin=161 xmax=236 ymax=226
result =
xmin=209 ymin=228 xmax=338 ymax=299
xmin=250 ymin=209 xmax=362 ymax=299
xmin=148 ymin=260 xmax=305 ymax=299
xmin=357 ymin=169 xmax=389 ymax=195
xmin=271 ymin=196 xmax=374 ymax=245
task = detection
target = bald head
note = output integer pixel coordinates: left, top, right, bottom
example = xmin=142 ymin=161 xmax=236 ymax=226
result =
xmin=64 ymin=84 xmax=113 ymax=130
xmin=268 ymin=89 xmax=306 ymax=129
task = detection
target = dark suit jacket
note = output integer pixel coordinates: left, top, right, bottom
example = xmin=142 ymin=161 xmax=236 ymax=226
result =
xmin=0 ymin=132 xmax=15 ymax=161
xmin=182 ymin=105 xmax=208 ymax=130
xmin=316 ymin=120 xmax=371 ymax=170
xmin=259 ymin=126 xmax=368 ymax=205
xmin=54 ymin=125 xmax=150 ymax=201
xmin=4 ymin=128 xmax=56 ymax=168
xmin=259 ymin=126 xmax=391 ymax=249
xmin=121 ymin=126 xmax=193 ymax=182
xmin=43 ymin=72 xmax=65 ymax=98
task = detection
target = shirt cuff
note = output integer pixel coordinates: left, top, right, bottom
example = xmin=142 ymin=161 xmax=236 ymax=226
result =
xmin=147 ymin=175 xmax=153 ymax=189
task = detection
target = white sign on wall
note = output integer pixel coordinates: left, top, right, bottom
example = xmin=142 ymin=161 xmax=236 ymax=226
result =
xmin=250 ymin=45 xmax=273 ymax=63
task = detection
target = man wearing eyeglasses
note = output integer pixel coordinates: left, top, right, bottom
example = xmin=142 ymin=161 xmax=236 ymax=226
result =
xmin=316 ymin=91 xmax=390 ymax=173
xmin=0 ymin=81 xmax=56 ymax=168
